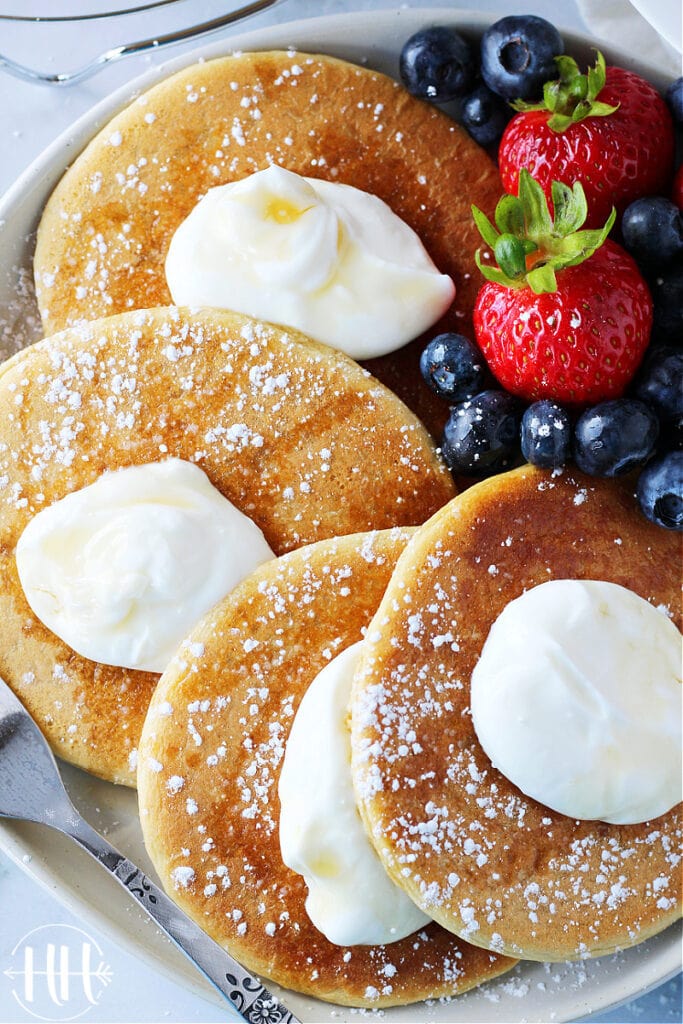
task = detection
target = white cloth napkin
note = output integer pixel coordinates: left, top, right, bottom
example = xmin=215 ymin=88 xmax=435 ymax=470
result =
xmin=577 ymin=0 xmax=681 ymax=77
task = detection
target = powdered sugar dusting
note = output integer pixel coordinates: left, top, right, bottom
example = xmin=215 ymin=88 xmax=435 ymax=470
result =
xmin=352 ymin=469 xmax=682 ymax=960
xmin=139 ymin=528 xmax=513 ymax=1002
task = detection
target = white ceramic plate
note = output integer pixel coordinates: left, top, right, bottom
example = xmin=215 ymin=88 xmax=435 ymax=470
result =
xmin=0 ymin=9 xmax=680 ymax=1023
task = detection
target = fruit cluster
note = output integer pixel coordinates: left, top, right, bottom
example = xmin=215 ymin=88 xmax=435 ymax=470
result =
xmin=401 ymin=15 xmax=682 ymax=530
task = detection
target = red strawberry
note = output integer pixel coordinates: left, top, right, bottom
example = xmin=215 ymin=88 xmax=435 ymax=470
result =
xmin=471 ymin=170 xmax=652 ymax=405
xmin=498 ymin=54 xmax=675 ymax=229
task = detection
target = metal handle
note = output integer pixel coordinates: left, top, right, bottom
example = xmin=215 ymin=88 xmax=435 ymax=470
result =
xmin=0 ymin=1 xmax=188 ymax=23
xmin=63 ymin=813 xmax=299 ymax=1023
xmin=0 ymin=0 xmax=283 ymax=86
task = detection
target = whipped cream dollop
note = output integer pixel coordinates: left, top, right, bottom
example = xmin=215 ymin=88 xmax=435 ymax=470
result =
xmin=16 ymin=459 xmax=274 ymax=673
xmin=279 ymin=642 xmax=430 ymax=945
xmin=471 ymin=579 xmax=682 ymax=824
xmin=165 ymin=165 xmax=454 ymax=359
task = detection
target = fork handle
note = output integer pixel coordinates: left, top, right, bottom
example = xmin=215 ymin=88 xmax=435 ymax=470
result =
xmin=0 ymin=0 xmax=283 ymax=86
xmin=62 ymin=814 xmax=299 ymax=1023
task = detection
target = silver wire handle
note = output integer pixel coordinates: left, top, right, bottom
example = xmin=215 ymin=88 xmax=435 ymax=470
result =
xmin=0 ymin=1 xmax=189 ymax=22
xmin=0 ymin=0 xmax=283 ymax=86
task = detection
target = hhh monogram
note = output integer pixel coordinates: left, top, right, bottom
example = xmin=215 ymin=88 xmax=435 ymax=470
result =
xmin=3 ymin=924 xmax=112 ymax=1021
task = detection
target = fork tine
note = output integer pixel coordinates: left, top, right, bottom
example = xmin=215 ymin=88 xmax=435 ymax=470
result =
xmin=0 ymin=673 xmax=74 ymax=824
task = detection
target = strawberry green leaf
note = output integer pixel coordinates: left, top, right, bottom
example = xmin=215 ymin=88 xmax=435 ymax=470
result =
xmin=494 ymin=234 xmax=530 ymax=279
xmin=474 ymin=249 xmax=525 ymax=288
xmin=511 ymin=50 xmax=619 ymax=133
xmin=472 ymin=171 xmax=616 ymax=293
xmin=471 ymin=205 xmax=500 ymax=250
xmin=556 ymin=54 xmax=581 ymax=83
xmin=588 ymin=100 xmax=621 ymax=118
xmin=567 ymin=78 xmax=586 ymax=103
xmin=586 ymin=50 xmax=607 ymax=98
xmin=518 ymin=170 xmax=553 ymax=240
xmin=551 ymin=208 xmax=616 ymax=265
xmin=546 ymin=113 xmax=572 ymax=131
xmin=542 ymin=80 xmax=559 ymax=112
xmin=494 ymin=194 xmax=526 ymax=237
xmin=526 ymin=262 xmax=558 ymax=294
xmin=571 ymin=100 xmax=592 ymax=121
xmin=551 ymin=180 xmax=587 ymax=236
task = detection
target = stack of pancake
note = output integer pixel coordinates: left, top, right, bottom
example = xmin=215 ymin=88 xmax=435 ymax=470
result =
xmin=136 ymin=469 xmax=680 ymax=1006
xmin=0 ymin=48 xmax=679 ymax=1013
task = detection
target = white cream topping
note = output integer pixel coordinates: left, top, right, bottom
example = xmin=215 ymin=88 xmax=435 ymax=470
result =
xmin=279 ymin=641 xmax=430 ymax=945
xmin=470 ymin=579 xmax=682 ymax=824
xmin=165 ymin=166 xmax=454 ymax=359
xmin=16 ymin=459 xmax=274 ymax=673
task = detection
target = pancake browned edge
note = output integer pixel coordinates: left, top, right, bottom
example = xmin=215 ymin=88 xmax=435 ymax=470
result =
xmin=0 ymin=306 xmax=455 ymax=787
xmin=351 ymin=467 xmax=682 ymax=962
xmin=33 ymin=50 xmax=502 ymax=437
xmin=137 ymin=530 xmax=516 ymax=1008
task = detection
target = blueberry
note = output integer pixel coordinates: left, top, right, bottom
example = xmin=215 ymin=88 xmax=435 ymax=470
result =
xmin=520 ymin=400 xmax=572 ymax=469
xmin=461 ymin=83 xmax=512 ymax=147
xmin=637 ymin=452 xmax=683 ymax=530
xmin=621 ymin=198 xmax=683 ymax=267
xmin=480 ymin=15 xmax=563 ymax=101
xmin=399 ymin=26 xmax=475 ymax=102
xmin=666 ymin=77 xmax=683 ymax=124
xmin=574 ymin=399 xmax=659 ymax=477
xmin=650 ymin=262 xmax=683 ymax=344
xmin=442 ymin=389 xmax=520 ymax=476
xmin=420 ymin=332 xmax=486 ymax=402
xmin=659 ymin=415 xmax=683 ymax=451
xmin=633 ymin=346 xmax=683 ymax=422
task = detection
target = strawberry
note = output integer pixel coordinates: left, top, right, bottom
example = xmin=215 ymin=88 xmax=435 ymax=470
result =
xmin=498 ymin=53 xmax=675 ymax=229
xmin=471 ymin=170 xmax=652 ymax=405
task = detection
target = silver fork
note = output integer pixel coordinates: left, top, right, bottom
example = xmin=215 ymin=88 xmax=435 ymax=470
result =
xmin=0 ymin=0 xmax=283 ymax=87
xmin=0 ymin=673 xmax=300 ymax=1024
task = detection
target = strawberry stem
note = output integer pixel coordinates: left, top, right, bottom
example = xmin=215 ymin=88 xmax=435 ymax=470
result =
xmin=472 ymin=170 xmax=616 ymax=294
xmin=510 ymin=51 xmax=619 ymax=132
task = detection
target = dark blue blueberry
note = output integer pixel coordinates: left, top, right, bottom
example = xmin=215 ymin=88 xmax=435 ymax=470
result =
xmin=621 ymin=198 xmax=683 ymax=268
xmin=637 ymin=452 xmax=683 ymax=530
xmin=666 ymin=76 xmax=683 ymax=124
xmin=420 ymin=332 xmax=486 ymax=402
xmin=399 ymin=26 xmax=475 ymax=102
xmin=520 ymin=400 xmax=572 ymax=469
xmin=461 ymin=83 xmax=512 ymax=147
xmin=633 ymin=346 xmax=683 ymax=422
xmin=574 ymin=399 xmax=659 ymax=477
xmin=659 ymin=415 xmax=683 ymax=452
xmin=442 ymin=389 xmax=520 ymax=476
xmin=480 ymin=15 xmax=563 ymax=101
xmin=650 ymin=262 xmax=683 ymax=344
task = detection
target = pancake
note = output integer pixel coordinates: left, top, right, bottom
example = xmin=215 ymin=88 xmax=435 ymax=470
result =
xmin=137 ymin=529 xmax=515 ymax=1008
xmin=0 ymin=306 xmax=455 ymax=786
xmin=33 ymin=50 xmax=502 ymax=437
xmin=350 ymin=467 xmax=682 ymax=962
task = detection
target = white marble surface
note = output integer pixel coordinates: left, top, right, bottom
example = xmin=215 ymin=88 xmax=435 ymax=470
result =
xmin=0 ymin=2 xmax=681 ymax=1023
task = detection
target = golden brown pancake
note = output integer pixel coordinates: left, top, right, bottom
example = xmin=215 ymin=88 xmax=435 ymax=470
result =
xmin=350 ymin=467 xmax=682 ymax=962
xmin=0 ymin=306 xmax=454 ymax=786
xmin=33 ymin=50 xmax=502 ymax=436
xmin=137 ymin=530 xmax=515 ymax=1008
